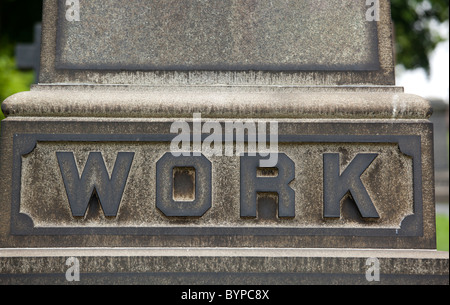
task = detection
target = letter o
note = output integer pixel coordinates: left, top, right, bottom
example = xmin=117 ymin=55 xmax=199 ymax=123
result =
xmin=156 ymin=153 xmax=212 ymax=217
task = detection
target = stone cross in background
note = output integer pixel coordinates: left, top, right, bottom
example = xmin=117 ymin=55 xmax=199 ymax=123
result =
xmin=14 ymin=23 xmax=41 ymax=83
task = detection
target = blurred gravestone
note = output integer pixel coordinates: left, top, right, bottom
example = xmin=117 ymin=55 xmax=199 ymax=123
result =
xmin=15 ymin=23 xmax=41 ymax=83
xmin=429 ymin=98 xmax=449 ymax=204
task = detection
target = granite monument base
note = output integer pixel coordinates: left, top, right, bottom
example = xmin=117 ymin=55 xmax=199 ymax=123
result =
xmin=1 ymin=86 xmax=448 ymax=285
xmin=1 ymin=248 xmax=448 ymax=285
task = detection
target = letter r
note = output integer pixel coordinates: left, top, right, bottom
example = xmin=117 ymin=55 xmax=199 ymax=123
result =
xmin=240 ymin=153 xmax=295 ymax=218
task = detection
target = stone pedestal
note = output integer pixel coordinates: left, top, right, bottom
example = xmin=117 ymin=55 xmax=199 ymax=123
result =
xmin=1 ymin=248 xmax=448 ymax=285
xmin=2 ymin=86 xmax=448 ymax=284
xmin=1 ymin=0 xmax=448 ymax=285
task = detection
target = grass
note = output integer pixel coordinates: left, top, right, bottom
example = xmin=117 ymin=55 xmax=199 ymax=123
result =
xmin=436 ymin=214 xmax=449 ymax=251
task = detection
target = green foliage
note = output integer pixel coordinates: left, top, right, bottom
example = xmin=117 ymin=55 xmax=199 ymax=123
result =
xmin=0 ymin=0 xmax=42 ymax=122
xmin=436 ymin=214 xmax=449 ymax=251
xmin=391 ymin=0 xmax=449 ymax=75
xmin=0 ymin=43 xmax=35 ymax=121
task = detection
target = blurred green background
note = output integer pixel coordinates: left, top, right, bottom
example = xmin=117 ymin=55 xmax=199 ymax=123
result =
xmin=437 ymin=215 xmax=449 ymax=251
xmin=1 ymin=0 xmax=42 ymax=120
xmin=0 ymin=0 xmax=448 ymax=250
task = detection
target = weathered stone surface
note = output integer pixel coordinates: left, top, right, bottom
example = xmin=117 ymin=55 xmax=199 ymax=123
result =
xmin=40 ymin=0 xmax=395 ymax=85
xmin=1 ymin=0 xmax=447 ymax=285
xmin=56 ymin=0 xmax=379 ymax=71
xmin=0 ymin=248 xmax=448 ymax=285
xmin=2 ymin=88 xmax=431 ymax=119
xmin=0 ymin=116 xmax=436 ymax=249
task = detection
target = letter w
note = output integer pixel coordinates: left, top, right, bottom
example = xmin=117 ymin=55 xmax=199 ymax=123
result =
xmin=57 ymin=152 xmax=134 ymax=217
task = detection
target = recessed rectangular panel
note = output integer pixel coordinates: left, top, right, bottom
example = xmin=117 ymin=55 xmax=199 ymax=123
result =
xmin=56 ymin=0 xmax=380 ymax=71
xmin=11 ymin=133 xmax=421 ymax=239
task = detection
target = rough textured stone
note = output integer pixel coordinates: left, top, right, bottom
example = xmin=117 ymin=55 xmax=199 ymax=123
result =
xmin=0 ymin=0 xmax=447 ymax=285
xmin=0 ymin=248 xmax=448 ymax=285
xmin=56 ymin=0 xmax=379 ymax=71
xmin=2 ymin=88 xmax=432 ymax=120
xmin=39 ymin=0 xmax=395 ymax=85
xmin=0 ymin=117 xmax=437 ymax=249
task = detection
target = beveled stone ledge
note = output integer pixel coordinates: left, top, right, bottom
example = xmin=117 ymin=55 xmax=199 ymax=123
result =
xmin=2 ymin=86 xmax=431 ymax=120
